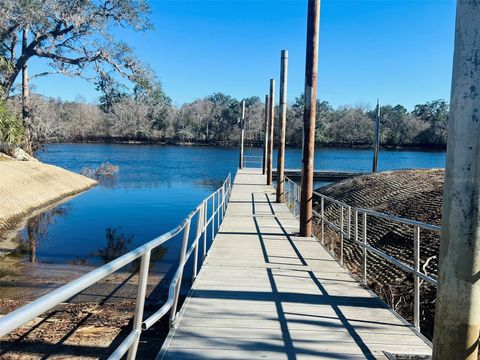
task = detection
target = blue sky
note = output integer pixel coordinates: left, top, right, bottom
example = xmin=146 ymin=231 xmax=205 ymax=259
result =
xmin=28 ymin=0 xmax=456 ymax=109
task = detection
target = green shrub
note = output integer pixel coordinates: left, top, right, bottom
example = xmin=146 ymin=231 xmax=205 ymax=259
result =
xmin=0 ymin=102 xmax=24 ymax=146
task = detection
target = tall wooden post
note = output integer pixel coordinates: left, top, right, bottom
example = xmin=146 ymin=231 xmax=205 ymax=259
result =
xmin=239 ymin=99 xmax=245 ymax=169
xmin=263 ymin=95 xmax=270 ymax=175
xmin=299 ymin=0 xmax=320 ymax=237
xmin=266 ymin=79 xmax=275 ymax=185
xmin=276 ymin=50 xmax=288 ymax=203
xmin=372 ymin=98 xmax=381 ymax=173
xmin=432 ymin=1 xmax=480 ymax=359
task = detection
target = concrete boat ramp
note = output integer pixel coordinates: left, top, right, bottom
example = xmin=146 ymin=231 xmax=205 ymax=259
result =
xmin=158 ymin=169 xmax=431 ymax=359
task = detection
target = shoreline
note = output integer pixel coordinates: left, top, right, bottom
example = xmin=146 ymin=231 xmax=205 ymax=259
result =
xmin=46 ymin=139 xmax=447 ymax=151
xmin=0 ymin=158 xmax=97 ymax=256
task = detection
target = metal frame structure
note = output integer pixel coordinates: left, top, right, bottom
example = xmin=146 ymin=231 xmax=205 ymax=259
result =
xmin=0 ymin=174 xmax=233 ymax=360
xmin=242 ymin=155 xmax=263 ymax=168
xmin=283 ymin=176 xmax=440 ymax=332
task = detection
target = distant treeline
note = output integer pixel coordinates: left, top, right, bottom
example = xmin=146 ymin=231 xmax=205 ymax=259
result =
xmin=8 ymin=90 xmax=449 ymax=150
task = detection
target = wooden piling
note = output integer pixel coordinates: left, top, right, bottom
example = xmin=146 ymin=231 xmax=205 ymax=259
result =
xmin=263 ymin=95 xmax=270 ymax=175
xmin=266 ymin=79 xmax=275 ymax=185
xmin=276 ymin=50 xmax=288 ymax=203
xmin=299 ymin=0 xmax=320 ymax=237
xmin=372 ymin=98 xmax=380 ymax=173
xmin=239 ymin=99 xmax=245 ymax=169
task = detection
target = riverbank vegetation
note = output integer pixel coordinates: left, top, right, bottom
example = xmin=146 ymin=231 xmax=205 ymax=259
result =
xmin=7 ymin=92 xmax=449 ymax=151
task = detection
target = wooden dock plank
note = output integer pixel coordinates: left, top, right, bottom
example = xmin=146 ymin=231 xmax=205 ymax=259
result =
xmin=158 ymin=169 xmax=431 ymax=360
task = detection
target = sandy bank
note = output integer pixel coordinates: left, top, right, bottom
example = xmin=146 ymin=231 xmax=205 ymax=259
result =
xmin=0 ymin=158 xmax=96 ymax=248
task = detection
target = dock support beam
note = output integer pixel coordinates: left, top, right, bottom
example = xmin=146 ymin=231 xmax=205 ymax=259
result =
xmin=263 ymin=95 xmax=270 ymax=175
xmin=299 ymin=0 xmax=320 ymax=237
xmin=276 ymin=50 xmax=288 ymax=203
xmin=266 ymin=79 xmax=275 ymax=185
xmin=432 ymin=1 xmax=480 ymax=359
xmin=372 ymin=98 xmax=380 ymax=173
xmin=239 ymin=99 xmax=245 ymax=169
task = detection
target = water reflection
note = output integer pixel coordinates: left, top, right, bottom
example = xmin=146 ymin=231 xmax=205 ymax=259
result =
xmin=194 ymin=178 xmax=223 ymax=188
xmin=94 ymin=227 xmax=167 ymax=268
xmin=95 ymin=227 xmax=134 ymax=263
xmin=13 ymin=205 xmax=70 ymax=263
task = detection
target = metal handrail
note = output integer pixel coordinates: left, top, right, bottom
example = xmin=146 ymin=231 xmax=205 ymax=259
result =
xmin=242 ymin=155 xmax=263 ymax=168
xmin=0 ymin=173 xmax=233 ymax=360
xmin=283 ymin=176 xmax=440 ymax=332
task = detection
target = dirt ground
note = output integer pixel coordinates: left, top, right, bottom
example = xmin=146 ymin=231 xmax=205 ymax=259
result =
xmin=0 ymin=258 xmax=176 ymax=359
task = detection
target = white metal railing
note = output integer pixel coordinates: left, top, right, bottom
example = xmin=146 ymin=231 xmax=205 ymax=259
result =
xmin=283 ymin=176 xmax=441 ymax=332
xmin=0 ymin=173 xmax=232 ymax=360
xmin=242 ymin=155 xmax=263 ymax=168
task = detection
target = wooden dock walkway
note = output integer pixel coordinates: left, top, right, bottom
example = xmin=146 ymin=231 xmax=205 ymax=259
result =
xmin=158 ymin=168 xmax=432 ymax=359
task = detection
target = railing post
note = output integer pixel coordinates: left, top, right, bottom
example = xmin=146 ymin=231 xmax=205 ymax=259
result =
xmin=203 ymin=200 xmax=207 ymax=259
xmin=347 ymin=206 xmax=351 ymax=240
xmin=222 ymin=185 xmax=226 ymax=219
xmin=362 ymin=212 xmax=367 ymax=284
xmin=291 ymin=182 xmax=294 ymax=215
xmin=291 ymin=181 xmax=295 ymax=212
xmin=414 ymin=225 xmax=420 ymax=331
xmin=340 ymin=206 xmax=344 ymax=265
xmin=192 ymin=206 xmax=204 ymax=281
xmin=286 ymin=179 xmax=292 ymax=207
xmin=320 ymin=196 xmax=325 ymax=244
xmin=291 ymin=183 xmax=295 ymax=216
xmin=126 ymin=250 xmax=151 ymax=360
xmin=224 ymin=183 xmax=227 ymax=213
xmin=217 ymin=190 xmax=220 ymax=228
xmin=170 ymin=219 xmax=191 ymax=327
xmin=297 ymin=184 xmax=301 ymax=216
xmin=211 ymin=193 xmax=215 ymax=243
xmin=354 ymin=209 xmax=358 ymax=243
xmin=294 ymin=183 xmax=298 ymax=216
xmin=293 ymin=182 xmax=296 ymax=213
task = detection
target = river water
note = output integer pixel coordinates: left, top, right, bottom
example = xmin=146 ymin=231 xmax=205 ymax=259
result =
xmin=10 ymin=143 xmax=445 ymax=273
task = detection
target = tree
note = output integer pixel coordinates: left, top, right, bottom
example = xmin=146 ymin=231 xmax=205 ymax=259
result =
xmin=243 ymin=96 xmax=263 ymax=144
xmin=97 ymin=73 xmax=128 ymax=113
xmin=326 ymin=106 xmax=372 ymax=145
xmin=206 ymin=93 xmax=240 ymax=141
xmin=371 ymin=104 xmax=408 ymax=146
xmin=0 ymin=0 xmax=152 ymax=151
xmin=0 ymin=0 xmax=151 ymax=96
xmin=412 ymin=100 xmax=449 ymax=146
xmin=287 ymin=95 xmax=332 ymax=145
xmin=133 ymin=76 xmax=172 ymax=133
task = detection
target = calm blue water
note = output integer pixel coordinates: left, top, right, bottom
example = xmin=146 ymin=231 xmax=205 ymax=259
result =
xmin=14 ymin=144 xmax=444 ymax=270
